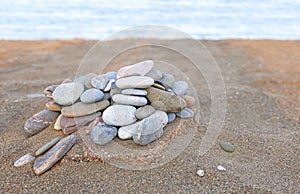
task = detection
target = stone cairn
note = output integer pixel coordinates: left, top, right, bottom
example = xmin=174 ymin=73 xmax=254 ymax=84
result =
xmin=15 ymin=60 xmax=195 ymax=175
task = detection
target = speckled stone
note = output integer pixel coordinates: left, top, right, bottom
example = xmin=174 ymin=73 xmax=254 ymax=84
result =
xmin=14 ymin=154 xmax=35 ymax=167
xmin=43 ymin=85 xmax=58 ymax=98
xmin=52 ymin=83 xmax=84 ymax=106
xmin=135 ymin=105 xmax=156 ymax=120
xmin=90 ymin=123 xmax=117 ymax=145
xmin=80 ymin=88 xmax=104 ymax=104
xmin=102 ymin=105 xmax=137 ymax=126
xmin=219 ymin=141 xmax=235 ymax=152
xmin=112 ymin=94 xmax=147 ymax=106
xmin=172 ymin=81 xmax=189 ymax=96
xmin=117 ymin=60 xmax=154 ymax=79
xmin=35 ymin=137 xmax=61 ymax=156
xmin=175 ymin=108 xmax=194 ymax=118
xmin=116 ymin=76 xmax=154 ymax=89
xmin=61 ymin=100 xmax=109 ymax=117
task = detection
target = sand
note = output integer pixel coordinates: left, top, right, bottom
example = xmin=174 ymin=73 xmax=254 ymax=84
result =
xmin=0 ymin=39 xmax=299 ymax=193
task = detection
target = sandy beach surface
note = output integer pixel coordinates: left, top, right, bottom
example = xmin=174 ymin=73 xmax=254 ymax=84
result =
xmin=0 ymin=39 xmax=299 ymax=193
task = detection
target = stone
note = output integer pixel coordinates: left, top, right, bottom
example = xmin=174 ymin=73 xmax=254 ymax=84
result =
xmin=183 ymin=95 xmax=196 ymax=108
xmin=219 ymin=141 xmax=235 ymax=152
xmin=197 ymin=169 xmax=205 ymax=177
xmin=91 ymin=72 xmax=116 ymax=90
xmin=121 ymin=88 xmax=147 ymax=96
xmin=217 ymin=165 xmax=226 ymax=171
xmin=54 ymin=114 xmax=63 ymax=130
xmin=145 ymin=68 xmax=163 ymax=80
xmin=80 ymin=88 xmax=104 ymax=104
xmin=116 ymin=76 xmax=154 ymax=89
xmin=146 ymin=87 xmax=186 ymax=112
xmin=102 ymin=105 xmax=137 ymax=126
xmin=35 ymin=137 xmax=61 ymax=156
xmin=86 ymin=117 xmax=103 ymax=134
xmin=172 ymin=81 xmax=189 ymax=96
xmin=103 ymin=79 xmax=115 ymax=92
xmin=132 ymin=110 xmax=168 ymax=145
xmin=159 ymin=73 xmax=175 ymax=87
xmin=110 ymin=82 xmax=122 ymax=97
xmin=167 ymin=113 xmax=176 ymax=123
xmin=43 ymin=85 xmax=58 ymax=98
xmin=103 ymin=92 xmax=111 ymax=100
xmin=84 ymin=73 xmax=97 ymax=88
xmin=45 ymin=101 xmax=62 ymax=112
xmin=152 ymin=83 xmax=165 ymax=90
xmin=135 ymin=105 xmax=156 ymax=120
xmin=175 ymin=108 xmax=194 ymax=118
xmin=33 ymin=134 xmax=77 ymax=175
xmin=117 ymin=60 xmax=154 ymax=79
xmin=60 ymin=112 xmax=101 ymax=135
xmin=14 ymin=154 xmax=35 ymax=167
xmin=61 ymin=79 xmax=72 ymax=84
xmin=90 ymin=123 xmax=117 ymax=145
xmin=24 ymin=110 xmax=60 ymax=136
xmin=52 ymin=83 xmax=84 ymax=106
xmin=74 ymin=76 xmax=85 ymax=85
xmin=61 ymin=100 xmax=109 ymax=117
xmin=112 ymin=94 xmax=147 ymax=106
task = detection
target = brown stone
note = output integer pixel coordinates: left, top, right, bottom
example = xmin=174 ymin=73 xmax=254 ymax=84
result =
xmin=45 ymin=101 xmax=62 ymax=111
xmin=182 ymin=95 xmax=196 ymax=108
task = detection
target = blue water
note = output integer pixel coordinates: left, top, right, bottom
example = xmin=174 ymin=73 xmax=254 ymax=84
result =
xmin=0 ymin=0 xmax=299 ymax=40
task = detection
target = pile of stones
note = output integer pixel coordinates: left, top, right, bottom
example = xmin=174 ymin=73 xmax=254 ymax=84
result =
xmin=18 ymin=60 xmax=195 ymax=174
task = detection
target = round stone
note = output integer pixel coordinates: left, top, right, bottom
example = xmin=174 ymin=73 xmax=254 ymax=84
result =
xmin=90 ymin=123 xmax=117 ymax=145
xmin=172 ymin=81 xmax=189 ymax=96
xmin=135 ymin=105 xmax=156 ymax=120
xmin=121 ymin=88 xmax=147 ymax=96
xmin=117 ymin=60 xmax=154 ymax=79
xmin=102 ymin=105 xmax=137 ymax=126
xmin=175 ymin=108 xmax=194 ymax=118
xmin=116 ymin=76 xmax=154 ymax=89
xmin=52 ymin=83 xmax=84 ymax=106
xmin=112 ymin=94 xmax=147 ymax=106
xmin=167 ymin=113 xmax=176 ymax=123
xmin=219 ymin=141 xmax=235 ymax=152
xmin=80 ymin=88 xmax=104 ymax=104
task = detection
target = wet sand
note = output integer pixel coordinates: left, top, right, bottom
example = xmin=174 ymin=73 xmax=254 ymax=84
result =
xmin=0 ymin=39 xmax=299 ymax=193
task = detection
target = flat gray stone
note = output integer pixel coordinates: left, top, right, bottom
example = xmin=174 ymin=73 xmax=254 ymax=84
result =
xmin=90 ymin=123 xmax=117 ymax=145
xmin=121 ymin=88 xmax=147 ymax=96
xmin=167 ymin=113 xmax=176 ymax=123
xmin=102 ymin=105 xmax=137 ymax=126
xmin=117 ymin=60 xmax=154 ymax=79
xmin=33 ymin=134 xmax=77 ymax=175
xmin=175 ymin=108 xmax=194 ymax=118
xmin=172 ymin=81 xmax=189 ymax=96
xmin=135 ymin=105 xmax=156 ymax=120
xmin=116 ymin=76 xmax=154 ymax=89
xmin=53 ymin=83 xmax=84 ymax=106
xmin=35 ymin=137 xmax=61 ymax=156
xmin=91 ymin=72 xmax=116 ymax=90
xmin=159 ymin=73 xmax=175 ymax=87
xmin=112 ymin=94 xmax=147 ymax=106
xmin=220 ymin=141 xmax=235 ymax=152
xmin=14 ymin=154 xmax=35 ymax=167
xmin=80 ymin=88 xmax=104 ymax=104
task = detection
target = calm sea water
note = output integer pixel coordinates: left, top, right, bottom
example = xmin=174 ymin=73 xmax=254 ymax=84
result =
xmin=0 ymin=0 xmax=299 ymax=40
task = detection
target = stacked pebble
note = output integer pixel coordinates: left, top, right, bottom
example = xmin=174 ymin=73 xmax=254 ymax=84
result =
xmin=20 ymin=60 xmax=196 ymax=174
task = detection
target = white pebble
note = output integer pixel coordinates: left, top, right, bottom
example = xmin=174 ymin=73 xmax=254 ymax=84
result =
xmin=197 ymin=169 xmax=205 ymax=177
xmin=217 ymin=165 xmax=226 ymax=171
xmin=14 ymin=153 xmax=35 ymax=167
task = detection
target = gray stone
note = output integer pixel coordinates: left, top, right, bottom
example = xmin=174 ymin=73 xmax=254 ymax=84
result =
xmin=33 ymin=134 xmax=77 ymax=175
xmin=116 ymin=76 xmax=154 ymax=89
xmin=74 ymin=76 xmax=85 ymax=85
xmin=159 ymin=73 xmax=175 ymax=87
xmin=102 ymin=105 xmax=137 ymax=126
xmin=121 ymin=88 xmax=147 ymax=96
xmin=80 ymin=88 xmax=104 ymax=104
xmin=14 ymin=154 xmax=35 ymax=167
xmin=24 ymin=110 xmax=60 ymax=136
xmin=35 ymin=137 xmax=61 ymax=156
xmin=135 ymin=105 xmax=156 ymax=120
xmin=175 ymin=108 xmax=194 ymax=118
xmin=172 ymin=81 xmax=189 ymax=96
xmin=117 ymin=60 xmax=154 ymax=79
xmin=112 ymin=94 xmax=147 ymax=106
xmin=53 ymin=83 xmax=84 ymax=106
xmin=219 ymin=141 xmax=235 ymax=152
xmin=90 ymin=123 xmax=117 ymax=145
xmin=110 ymin=82 xmax=122 ymax=97
xmin=167 ymin=113 xmax=176 ymax=123
xmin=84 ymin=73 xmax=97 ymax=88
xmin=91 ymin=72 xmax=116 ymax=90
xmin=146 ymin=69 xmax=163 ymax=80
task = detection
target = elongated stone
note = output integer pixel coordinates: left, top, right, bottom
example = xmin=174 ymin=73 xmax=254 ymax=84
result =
xmin=102 ymin=105 xmax=137 ymax=126
xmin=175 ymin=108 xmax=194 ymax=118
xmin=61 ymin=100 xmax=109 ymax=117
xmin=54 ymin=114 xmax=63 ymax=130
xmin=112 ymin=94 xmax=147 ymax=106
xmin=116 ymin=76 xmax=154 ymax=89
xmin=219 ymin=141 xmax=235 ymax=152
xmin=35 ymin=137 xmax=61 ymax=156
xmin=33 ymin=134 xmax=77 ymax=175
xmin=14 ymin=154 xmax=35 ymax=167
xmin=121 ymin=88 xmax=147 ymax=96
xmin=117 ymin=60 xmax=154 ymax=79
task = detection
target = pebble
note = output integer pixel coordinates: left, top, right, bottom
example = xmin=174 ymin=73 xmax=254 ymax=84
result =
xmin=84 ymin=73 xmax=97 ymax=88
xmin=183 ymin=95 xmax=196 ymax=108
xmin=60 ymin=112 xmax=102 ymax=135
xmin=33 ymin=134 xmax=77 ymax=175
xmin=121 ymin=88 xmax=147 ymax=96
xmin=102 ymin=105 xmax=137 ymax=126
xmin=167 ymin=113 xmax=176 ymax=123
xmin=219 ymin=141 xmax=235 ymax=152
xmin=74 ymin=76 xmax=86 ymax=86
xmin=133 ymin=110 xmax=168 ymax=145
xmin=146 ymin=87 xmax=186 ymax=112
xmin=43 ymin=85 xmax=58 ymax=98
xmin=80 ymin=88 xmax=104 ymax=104
xmin=45 ymin=101 xmax=62 ymax=112
xmin=175 ymin=108 xmax=194 ymax=118
xmin=61 ymin=78 xmax=72 ymax=84
xmin=110 ymin=82 xmax=122 ymax=97
xmin=217 ymin=165 xmax=226 ymax=171
xmin=152 ymin=83 xmax=165 ymax=90
xmin=145 ymin=68 xmax=163 ymax=80
xmin=90 ymin=123 xmax=117 ymax=145
xmin=86 ymin=117 xmax=103 ymax=134
xmin=54 ymin=114 xmax=63 ymax=130
xmin=172 ymin=81 xmax=189 ymax=96
xmin=135 ymin=105 xmax=156 ymax=120
xmin=35 ymin=137 xmax=61 ymax=156
xmin=116 ymin=76 xmax=154 ymax=89
xmin=24 ymin=110 xmax=60 ymax=136
xmin=61 ymin=100 xmax=109 ymax=117
xmin=52 ymin=83 xmax=84 ymax=106
xmin=91 ymin=72 xmax=116 ymax=90
xmin=104 ymin=79 xmax=115 ymax=92
xmin=159 ymin=73 xmax=175 ymax=87
xmin=197 ymin=169 xmax=205 ymax=177
xmin=117 ymin=60 xmax=154 ymax=79
xmin=14 ymin=154 xmax=35 ymax=167
xmin=112 ymin=94 xmax=147 ymax=106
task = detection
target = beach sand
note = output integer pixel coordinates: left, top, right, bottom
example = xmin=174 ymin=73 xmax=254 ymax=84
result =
xmin=0 ymin=39 xmax=299 ymax=193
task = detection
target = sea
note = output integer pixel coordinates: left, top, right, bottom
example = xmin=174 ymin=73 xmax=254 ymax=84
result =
xmin=0 ymin=0 xmax=299 ymax=40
